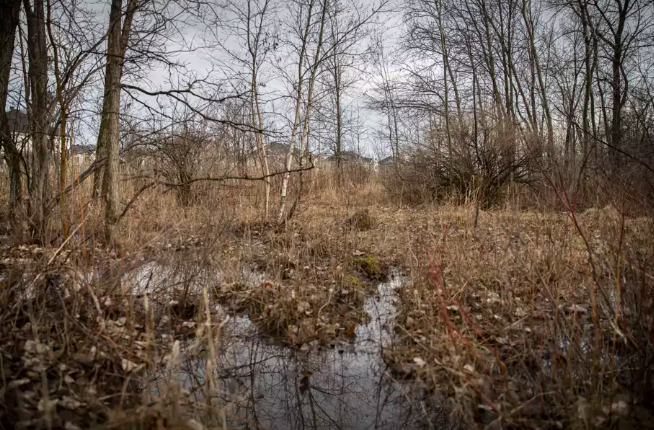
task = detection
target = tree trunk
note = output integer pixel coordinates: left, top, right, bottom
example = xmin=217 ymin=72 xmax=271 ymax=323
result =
xmin=578 ymin=0 xmax=594 ymax=159
xmin=252 ymin=78 xmax=270 ymax=219
xmin=437 ymin=0 xmax=462 ymax=131
xmin=246 ymin=0 xmax=271 ymax=219
xmin=0 ymin=0 xmax=22 ymax=222
xmin=521 ymin=0 xmax=554 ymax=162
xmin=333 ymin=59 xmax=343 ymax=184
xmin=437 ymin=0 xmax=453 ymax=184
xmin=97 ymin=0 xmax=123 ymax=245
xmin=96 ymin=0 xmax=136 ymax=245
xmin=46 ymin=0 xmax=68 ymax=237
xmin=288 ymin=0 xmax=328 ymax=220
xmin=609 ymin=1 xmax=629 ymax=169
xmin=277 ymin=0 xmax=318 ymax=223
xmin=24 ymin=0 xmax=51 ymax=242
xmin=479 ymin=0 xmax=503 ymax=115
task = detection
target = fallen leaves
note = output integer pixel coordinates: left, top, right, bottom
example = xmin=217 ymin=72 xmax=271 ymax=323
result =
xmin=8 ymin=378 xmax=30 ymax=389
xmin=413 ymin=357 xmax=426 ymax=367
xmin=381 ymin=206 xmax=654 ymax=429
xmin=24 ymin=339 xmax=50 ymax=355
xmin=121 ymin=358 xmax=144 ymax=372
xmin=59 ymin=396 xmax=84 ymax=410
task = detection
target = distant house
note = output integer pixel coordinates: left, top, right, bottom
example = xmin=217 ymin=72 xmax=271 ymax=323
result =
xmin=326 ymin=150 xmax=373 ymax=164
xmin=4 ymin=108 xmax=72 ymax=154
xmin=246 ymin=141 xmax=315 ymax=170
xmin=265 ymin=142 xmax=292 ymax=163
xmin=379 ymin=156 xmax=395 ymax=165
xmin=324 ymin=150 xmax=378 ymax=175
xmin=70 ymin=144 xmax=94 ymax=155
xmin=70 ymin=144 xmax=95 ymax=164
xmin=6 ymin=108 xmax=31 ymax=153
xmin=7 ymin=108 xmax=30 ymax=136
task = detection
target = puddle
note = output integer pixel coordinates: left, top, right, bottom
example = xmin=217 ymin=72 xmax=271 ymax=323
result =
xmin=146 ymin=275 xmax=454 ymax=429
xmin=124 ymin=260 xmax=262 ymax=296
xmin=126 ymin=260 xmax=214 ymax=296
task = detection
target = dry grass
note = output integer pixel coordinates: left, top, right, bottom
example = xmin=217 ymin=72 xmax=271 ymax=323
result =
xmin=0 ymin=162 xmax=652 ymax=429
xmin=381 ymin=207 xmax=654 ymax=429
xmin=0 ymin=169 xmax=391 ymax=429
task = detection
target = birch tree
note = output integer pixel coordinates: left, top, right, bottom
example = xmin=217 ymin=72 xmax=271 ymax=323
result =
xmin=247 ymin=0 xmax=274 ymax=218
xmin=276 ymin=0 xmax=328 ymax=222
xmin=217 ymin=0 xmax=277 ymax=218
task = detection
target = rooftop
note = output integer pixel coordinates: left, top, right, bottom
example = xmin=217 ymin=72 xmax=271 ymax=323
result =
xmin=6 ymin=108 xmax=30 ymax=135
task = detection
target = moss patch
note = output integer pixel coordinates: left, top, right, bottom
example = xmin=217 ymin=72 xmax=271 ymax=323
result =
xmin=344 ymin=275 xmax=365 ymax=289
xmin=351 ymin=256 xmax=387 ymax=280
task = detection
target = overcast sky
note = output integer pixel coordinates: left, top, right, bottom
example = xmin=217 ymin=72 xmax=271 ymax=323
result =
xmin=5 ymin=0 xmax=408 ymax=159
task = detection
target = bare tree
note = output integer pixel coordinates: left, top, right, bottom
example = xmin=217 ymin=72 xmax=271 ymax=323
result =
xmin=216 ymin=0 xmax=277 ymax=218
xmin=0 ymin=0 xmax=22 ymax=222
xmin=247 ymin=0 xmax=275 ymax=218
xmin=591 ymin=0 xmax=652 ymax=169
xmin=276 ymin=0 xmax=328 ymax=222
xmin=322 ymin=0 xmax=374 ymax=181
xmin=94 ymin=0 xmax=138 ymax=245
xmin=368 ymin=33 xmax=401 ymax=162
xmin=23 ymin=0 xmax=52 ymax=241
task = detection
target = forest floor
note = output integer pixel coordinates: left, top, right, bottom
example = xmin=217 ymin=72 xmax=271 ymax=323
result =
xmin=1 ymin=187 xmax=653 ymax=429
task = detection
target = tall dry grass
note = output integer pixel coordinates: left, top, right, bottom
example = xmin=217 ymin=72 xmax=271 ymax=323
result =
xmin=385 ymin=205 xmax=654 ymax=429
xmin=0 ymin=152 xmax=652 ymax=429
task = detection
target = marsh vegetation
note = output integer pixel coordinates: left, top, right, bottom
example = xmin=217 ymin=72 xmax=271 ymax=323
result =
xmin=1 ymin=0 xmax=654 ymax=428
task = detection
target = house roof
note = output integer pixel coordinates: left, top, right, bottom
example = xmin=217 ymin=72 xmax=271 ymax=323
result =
xmin=326 ymin=150 xmax=372 ymax=163
xmin=6 ymin=108 xmax=64 ymax=137
xmin=266 ymin=142 xmax=290 ymax=155
xmin=71 ymin=144 xmax=95 ymax=155
xmin=6 ymin=108 xmax=30 ymax=135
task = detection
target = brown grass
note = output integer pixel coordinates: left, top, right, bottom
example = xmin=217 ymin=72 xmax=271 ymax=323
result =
xmin=383 ymin=207 xmax=654 ymax=429
xmin=0 ymin=161 xmax=652 ymax=429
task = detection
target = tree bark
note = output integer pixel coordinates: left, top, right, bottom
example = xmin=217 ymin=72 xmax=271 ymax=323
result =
xmin=24 ymin=0 xmax=51 ymax=242
xmin=252 ymin=75 xmax=270 ymax=218
xmin=46 ymin=0 xmax=69 ymax=237
xmin=96 ymin=0 xmax=136 ymax=245
xmin=247 ymin=0 xmax=271 ymax=219
xmin=277 ymin=0 xmax=318 ymax=222
xmin=0 ymin=0 xmax=22 ymax=222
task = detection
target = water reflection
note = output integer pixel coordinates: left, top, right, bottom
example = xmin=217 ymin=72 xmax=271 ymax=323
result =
xmin=149 ymin=276 xmax=454 ymax=429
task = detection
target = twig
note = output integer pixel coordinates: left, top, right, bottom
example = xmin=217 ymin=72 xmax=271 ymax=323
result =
xmin=161 ymin=163 xmax=315 ymax=188
xmin=117 ymin=182 xmax=157 ymax=222
xmin=47 ymin=212 xmax=91 ymax=266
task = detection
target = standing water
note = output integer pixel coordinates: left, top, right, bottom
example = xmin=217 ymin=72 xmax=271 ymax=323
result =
xmin=145 ymin=272 xmax=452 ymax=429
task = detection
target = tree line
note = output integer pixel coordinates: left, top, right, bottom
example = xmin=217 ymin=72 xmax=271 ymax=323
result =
xmin=368 ymin=0 xmax=654 ymax=208
xmin=0 ymin=0 xmax=652 ymax=246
